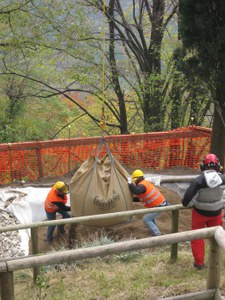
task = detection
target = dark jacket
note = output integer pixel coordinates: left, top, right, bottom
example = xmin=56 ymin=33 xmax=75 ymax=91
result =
xmin=129 ymin=178 xmax=165 ymax=208
xmin=182 ymin=170 xmax=225 ymax=216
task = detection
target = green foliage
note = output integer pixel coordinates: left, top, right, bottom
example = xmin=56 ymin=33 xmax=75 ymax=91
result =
xmin=0 ymin=93 xmax=81 ymax=142
xmin=35 ymin=269 xmax=50 ymax=300
xmin=180 ymin=0 xmax=225 ymax=49
xmin=0 ymin=1 xmax=178 ymax=136
xmin=14 ymin=270 xmax=32 ymax=282
xmin=179 ymin=0 xmax=225 ymax=161
xmin=0 ymin=0 xmax=216 ymax=142
xmin=179 ymin=0 xmax=225 ymax=81
xmin=14 ymin=249 xmax=217 ymax=300
xmin=114 ymin=250 xmax=141 ymax=263
xmin=167 ymin=46 xmax=212 ymax=129
xmin=80 ymin=235 xmax=115 ymax=248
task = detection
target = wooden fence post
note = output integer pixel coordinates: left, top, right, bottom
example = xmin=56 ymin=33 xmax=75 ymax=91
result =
xmin=36 ymin=147 xmax=43 ymax=179
xmin=31 ymin=227 xmax=40 ymax=283
xmin=0 ymin=272 xmax=14 ymax=300
xmin=0 ymin=227 xmax=221 ymax=300
xmin=171 ymin=210 xmax=179 ymax=261
xmin=206 ymin=237 xmax=221 ymax=290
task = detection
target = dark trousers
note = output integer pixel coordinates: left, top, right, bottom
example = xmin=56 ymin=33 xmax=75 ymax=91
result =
xmin=45 ymin=210 xmax=71 ymax=242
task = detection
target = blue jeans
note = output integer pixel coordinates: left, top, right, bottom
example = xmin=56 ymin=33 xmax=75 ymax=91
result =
xmin=46 ymin=210 xmax=71 ymax=242
xmin=142 ymin=211 xmax=161 ymax=236
xmin=142 ymin=201 xmax=169 ymax=236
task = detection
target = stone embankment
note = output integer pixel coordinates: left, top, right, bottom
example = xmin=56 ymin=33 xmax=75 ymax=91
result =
xmin=0 ymin=209 xmax=25 ymax=258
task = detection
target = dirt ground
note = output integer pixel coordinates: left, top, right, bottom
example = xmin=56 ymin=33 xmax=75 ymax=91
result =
xmin=39 ymin=185 xmax=190 ymax=253
xmin=38 ymin=166 xmax=199 ymax=254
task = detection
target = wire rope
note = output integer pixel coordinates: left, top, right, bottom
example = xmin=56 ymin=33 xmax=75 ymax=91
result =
xmin=81 ymin=1 xmax=130 ymax=220
xmin=100 ymin=0 xmax=106 ymax=136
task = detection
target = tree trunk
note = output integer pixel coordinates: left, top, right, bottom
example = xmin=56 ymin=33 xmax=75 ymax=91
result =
xmin=210 ymin=76 xmax=225 ymax=168
xmin=109 ymin=0 xmax=129 ymax=134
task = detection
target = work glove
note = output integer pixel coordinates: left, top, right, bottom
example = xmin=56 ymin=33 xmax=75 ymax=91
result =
xmin=127 ymin=177 xmax=132 ymax=184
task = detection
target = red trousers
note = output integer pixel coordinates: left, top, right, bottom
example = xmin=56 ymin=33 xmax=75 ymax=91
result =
xmin=191 ymin=208 xmax=223 ymax=266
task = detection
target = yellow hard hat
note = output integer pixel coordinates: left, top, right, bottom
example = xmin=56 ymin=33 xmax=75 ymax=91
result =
xmin=54 ymin=181 xmax=69 ymax=194
xmin=132 ymin=169 xmax=144 ymax=180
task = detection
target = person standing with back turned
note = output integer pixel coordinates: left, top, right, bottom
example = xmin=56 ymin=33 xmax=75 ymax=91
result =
xmin=128 ymin=169 xmax=169 ymax=236
xmin=182 ymin=154 xmax=225 ymax=270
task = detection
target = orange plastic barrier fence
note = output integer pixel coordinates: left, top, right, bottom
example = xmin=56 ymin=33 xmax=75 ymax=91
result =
xmin=0 ymin=126 xmax=211 ymax=184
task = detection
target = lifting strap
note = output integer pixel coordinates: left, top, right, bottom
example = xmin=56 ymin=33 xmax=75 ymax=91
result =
xmin=81 ymin=137 xmax=130 ymax=216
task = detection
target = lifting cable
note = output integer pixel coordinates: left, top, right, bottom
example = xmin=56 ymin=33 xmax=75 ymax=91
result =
xmin=98 ymin=1 xmax=129 ymax=212
xmin=100 ymin=0 xmax=106 ymax=137
xmin=81 ymin=1 xmax=130 ymax=218
xmin=81 ymin=0 xmax=107 ymax=214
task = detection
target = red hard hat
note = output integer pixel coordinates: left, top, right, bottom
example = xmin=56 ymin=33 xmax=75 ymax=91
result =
xmin=201 ymin=153 xmax=220 ymax=171
xmin=203 ymin=154 xmax=219 ymax=165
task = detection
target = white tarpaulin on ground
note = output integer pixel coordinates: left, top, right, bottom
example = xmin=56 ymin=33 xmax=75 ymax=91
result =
xmin=0 ymin=187 xmax=50 ymax=222
xmin=0 ymin=186 xmax=53 ymax=255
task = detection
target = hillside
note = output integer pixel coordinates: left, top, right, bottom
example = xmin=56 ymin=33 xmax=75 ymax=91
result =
xmin=13 ymin=166 xmax=225 ymax=300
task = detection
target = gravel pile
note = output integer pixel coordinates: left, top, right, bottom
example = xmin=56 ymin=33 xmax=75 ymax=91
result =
xmin=0 ymin=209 xmax=25 ymax=258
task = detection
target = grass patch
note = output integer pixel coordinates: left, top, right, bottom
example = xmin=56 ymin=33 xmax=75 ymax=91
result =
xmin=13 ymin=237 xmax=225 ymax=299
xmin=14 ymin=248 xmax=219 ymax=300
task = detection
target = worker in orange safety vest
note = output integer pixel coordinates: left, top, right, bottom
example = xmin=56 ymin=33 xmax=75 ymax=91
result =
xmin=44 ymin=181 xmax=71 ymax=243
xmin=128 ymin=169 xmax=169 ymax=236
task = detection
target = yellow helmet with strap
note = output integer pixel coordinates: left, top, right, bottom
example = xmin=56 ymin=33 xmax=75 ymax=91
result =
xmin=132 ymin=169 xmax=144 ymax=180
xmin=54 ymin=181 xmax=69 ymax=194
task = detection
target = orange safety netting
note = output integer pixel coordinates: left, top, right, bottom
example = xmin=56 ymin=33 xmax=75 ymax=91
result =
xmin=0 ymin=126 xmax=211 ymax=184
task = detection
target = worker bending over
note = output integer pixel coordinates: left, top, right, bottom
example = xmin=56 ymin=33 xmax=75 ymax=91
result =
xmin=44 ymin=181 xmax=71 ymax=244
xmin=128 ymin=169 xmax=168 ymax=236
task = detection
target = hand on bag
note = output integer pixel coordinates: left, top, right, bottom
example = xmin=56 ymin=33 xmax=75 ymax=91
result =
xmin=127 ymin=177 xmax=132 ymax=184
